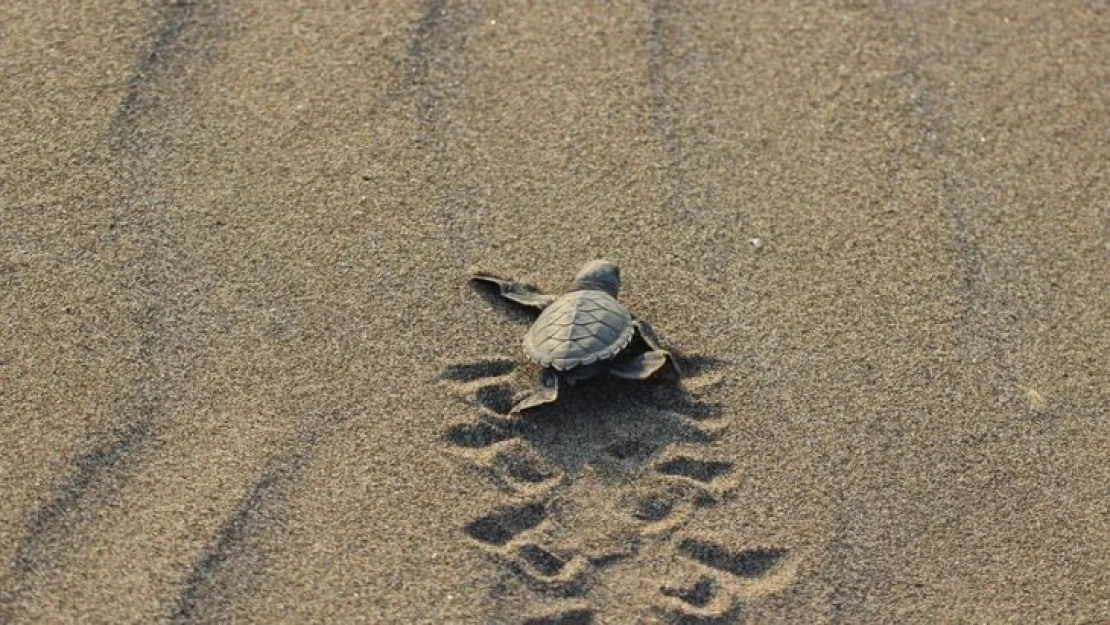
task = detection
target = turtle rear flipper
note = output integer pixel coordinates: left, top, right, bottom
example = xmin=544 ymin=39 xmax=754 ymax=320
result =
xmin=632 ymin=319 xmax=683 ymax=378
xmin=470 ymin=270 xmax=557 ymax=310
xmin=510 ymin=369 xmax=559 ymax=414
xmin=608 ymin=351 xmax=672 ymax=380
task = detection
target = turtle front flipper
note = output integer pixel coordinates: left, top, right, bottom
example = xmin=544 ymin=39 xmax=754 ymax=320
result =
xmin=470 ymin=270 xmax=558 ymax=310
xmin=631 ymin=318 xmax=683 ymax=378
xmin=510 ymin=369 xmax=559 ymax=414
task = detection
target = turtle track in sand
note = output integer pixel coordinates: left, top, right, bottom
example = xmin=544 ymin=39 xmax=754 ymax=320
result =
xmin=438 ymin=356 xmax=797 ymax=622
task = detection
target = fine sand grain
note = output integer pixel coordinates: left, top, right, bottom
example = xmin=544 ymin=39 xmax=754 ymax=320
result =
xmin=2 ymin=1 xmax=1107 ymax=623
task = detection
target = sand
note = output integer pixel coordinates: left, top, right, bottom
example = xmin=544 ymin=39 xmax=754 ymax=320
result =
xmin=1 ymin=1 xmax=1107 ymax=623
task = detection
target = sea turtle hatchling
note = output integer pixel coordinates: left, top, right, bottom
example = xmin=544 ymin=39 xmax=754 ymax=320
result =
xmin=470 ymin=259 xmax=681 ymax=414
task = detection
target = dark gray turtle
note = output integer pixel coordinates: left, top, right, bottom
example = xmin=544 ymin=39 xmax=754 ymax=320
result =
xmin=471 ymin=260 xmax=680 ymax=414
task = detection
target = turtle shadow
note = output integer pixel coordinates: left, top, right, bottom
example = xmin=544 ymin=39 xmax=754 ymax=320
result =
xmin=442 ymin=353 xmax=728 ymax=480
xmin=511 ymin=379 xmax=717 ymax=479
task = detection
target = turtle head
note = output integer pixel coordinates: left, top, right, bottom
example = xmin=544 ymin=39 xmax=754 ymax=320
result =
xmin=570 ymin=259 xmax=621 ymax=296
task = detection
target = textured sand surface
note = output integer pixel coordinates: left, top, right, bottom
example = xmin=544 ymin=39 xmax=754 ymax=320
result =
xmin=2 ymin=1 xmax=1107 ymax=623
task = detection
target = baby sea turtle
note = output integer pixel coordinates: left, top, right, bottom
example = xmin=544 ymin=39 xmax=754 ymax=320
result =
xmin=471 ymin=260 xmax=681 ymax=414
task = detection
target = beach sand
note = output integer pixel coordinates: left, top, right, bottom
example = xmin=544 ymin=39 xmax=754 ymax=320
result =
xmin=2 ymin=1 xmax=1107 ymax=622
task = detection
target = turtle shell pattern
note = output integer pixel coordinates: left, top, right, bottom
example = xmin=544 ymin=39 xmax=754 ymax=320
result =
xmin=524 ymin=289 xmax=634 ymax=371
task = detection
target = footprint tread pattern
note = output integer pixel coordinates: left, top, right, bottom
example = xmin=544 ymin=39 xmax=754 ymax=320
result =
xmin=440 ymin=356 xmax=793 ymax=619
